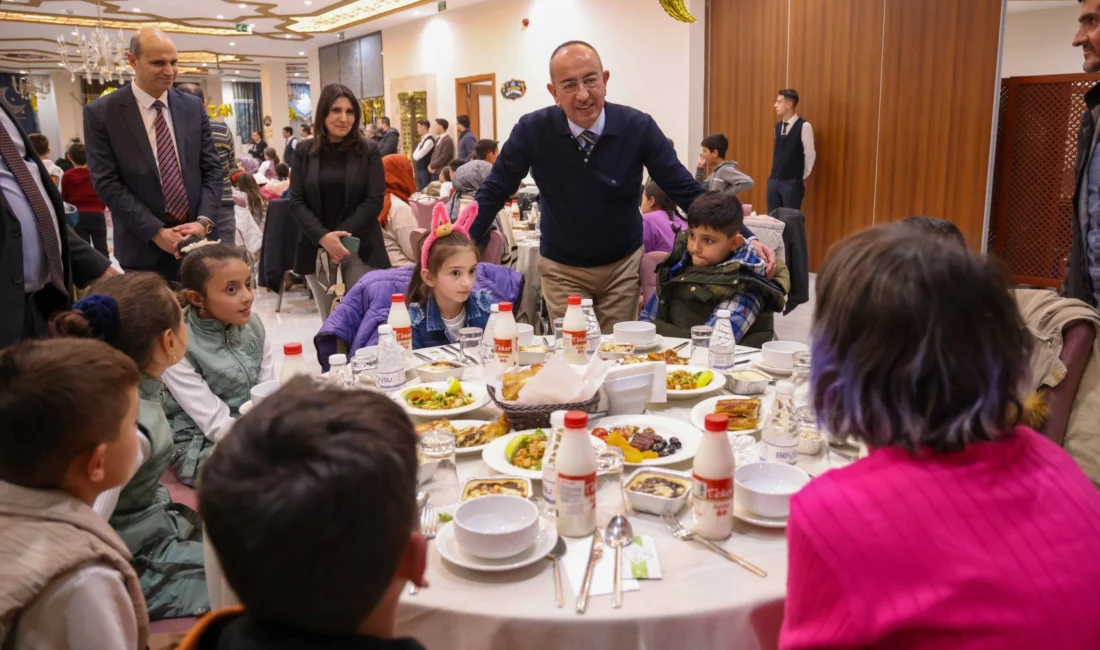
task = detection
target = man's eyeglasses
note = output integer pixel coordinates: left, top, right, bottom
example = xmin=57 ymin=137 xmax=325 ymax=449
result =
xmin=558 ymin=75 xmax=603 ymax=95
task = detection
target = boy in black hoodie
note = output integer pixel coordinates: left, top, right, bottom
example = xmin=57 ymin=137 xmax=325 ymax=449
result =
xmin=180 ymin=378 xmax=427 ymax=650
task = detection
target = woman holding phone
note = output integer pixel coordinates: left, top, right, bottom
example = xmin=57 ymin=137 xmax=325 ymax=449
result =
xmin=290 ymin=83 xmax=390 ymax=317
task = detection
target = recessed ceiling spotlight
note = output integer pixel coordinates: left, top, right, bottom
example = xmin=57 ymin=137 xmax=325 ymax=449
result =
xmin=71 ymin=30 xmax=79 ymax=35
xmin=285 ymin=34 xmax=292 ymax=39
xmin=239 ymin=3 xmax=246 ymax=8
xmin=216 ymin=14 xmax=224 ymax=19
xmin=305 ymin=0 xmax=312 ymax=4
xmin=235 ymin=70 xmax=241 ymax=73
xmin=229 ymin=41 xmax=236 ymax=46
xmin=294 ymin=72 xmax=299 ymax=76
xmin=19 ymin=70 xmax=27 ymax=74
xmin=132 ymin=7 xmax=140 ymax=12
xmin=298 ymin=51 xmax=305 ymax=56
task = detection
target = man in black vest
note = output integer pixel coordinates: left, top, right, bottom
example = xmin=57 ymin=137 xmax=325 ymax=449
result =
xmin=766 ymin=89 xmax=816 ymax=213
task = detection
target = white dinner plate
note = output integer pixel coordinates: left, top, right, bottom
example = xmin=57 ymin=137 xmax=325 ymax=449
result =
xmin=589 ymin=415 xmax=703 ymax=466
xmin=393 ymin=381 xmax=490 ymax=418
xmin=435 ymin=517 xmax=559 ymax=572
xmin=665 ymin=365 xmax=726 ymax=399
xmin=733 ymin=501 xmax=788 ymax=529
xmin=417 ymin=419 xmax=506 ymax=456
xmin=689 ymin=393 xmax=775 ymax=437
xmin=482 ymin=430 xmax=606 ymax=480
xmin=752 ymin=360 xmax=794 ymax=376
xmin=619 ymin=335 xmax=664 ymax=352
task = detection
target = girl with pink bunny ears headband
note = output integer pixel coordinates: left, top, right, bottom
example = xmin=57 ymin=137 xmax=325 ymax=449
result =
xmin=420 ymin=200 xmax=478 ymax=267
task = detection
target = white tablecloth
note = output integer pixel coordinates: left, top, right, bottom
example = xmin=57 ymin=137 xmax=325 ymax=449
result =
xmin=515 ymin=237 xmax=542 ymax=330
xmin=206 ymin=340 xmax=842 ymax=650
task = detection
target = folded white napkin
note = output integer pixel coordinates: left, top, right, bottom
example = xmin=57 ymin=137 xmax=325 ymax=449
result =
xmin=562 ymin=535 xmax=640 ymax=598
xmin=604 ymin=361 xmax=667 ymax=404
xmin=488 ymin=356 xmax=618 ymax=405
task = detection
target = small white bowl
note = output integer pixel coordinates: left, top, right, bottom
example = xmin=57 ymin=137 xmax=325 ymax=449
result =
xmin=453 ymin=495 xmax=541 ymax=559
xmin=516 ymin=323 xmax=535 ymax=347
xmin=614 ymin=321 xmax=657 ymax=346
xmin=415 ymin=360 xmax=465 ymax=383
xmin=760 ymin=341 xmax=809 ymax=371
xmin=250 ymin=379 xmax=281 ymax=405
xmin=735 ymin=462 xmax=810 ymax=519
xmin=517 ymin=345 xmax=548 ymax=366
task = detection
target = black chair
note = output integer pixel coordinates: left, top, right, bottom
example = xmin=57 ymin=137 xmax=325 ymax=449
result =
xmin=258 ymin=199 xmax=300 ymax=312
xmin=768 ymin=207 xmax=809 ymax=314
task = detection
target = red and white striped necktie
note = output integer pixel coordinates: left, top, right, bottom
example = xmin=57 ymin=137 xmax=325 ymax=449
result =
xmin=152 ymin=100 xmax=189 ymax=224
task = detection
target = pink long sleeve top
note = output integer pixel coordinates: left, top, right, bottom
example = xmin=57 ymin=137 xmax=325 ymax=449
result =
xmin=780 ymin=426 xmax=1100 ymax=650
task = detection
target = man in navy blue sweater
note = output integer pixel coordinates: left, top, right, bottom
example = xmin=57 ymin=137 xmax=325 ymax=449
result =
xmin=473 ymin=41 xmax=775 ymax=329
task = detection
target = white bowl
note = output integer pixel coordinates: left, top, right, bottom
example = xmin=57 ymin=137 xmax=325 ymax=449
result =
xmin=453 ymin=495 xmax=541 ymax=559
xmin=516 ymin=323 xmax=535 ymax=347
xmin=613 ymin=321 xmax=657 ymax=346
xmin=602 ymin=373 xmax=652 ymax=415
xmin=735 ymin=462 xmax=810 ymax=519
xmin=250 ymin=379 xmax=281 ymax=405
xmin=415 ymin=360 xmax=466 ymax=383
xmin=760 ymin=341 xmax=809 ymax=371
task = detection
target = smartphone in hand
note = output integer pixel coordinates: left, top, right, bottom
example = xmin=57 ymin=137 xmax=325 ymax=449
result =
xmin=340 ymin=236 xmax=361 ymax=254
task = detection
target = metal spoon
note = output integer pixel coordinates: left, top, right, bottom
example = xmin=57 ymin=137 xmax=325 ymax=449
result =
xmin=604 ymin=515 xmax=634 ymax=609
xmin=545 ymin=536 xmax=567 ymax=608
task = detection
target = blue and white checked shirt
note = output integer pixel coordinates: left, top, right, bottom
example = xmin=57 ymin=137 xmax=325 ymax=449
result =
xmin=640 ymin=242 xmax=768 ymax=342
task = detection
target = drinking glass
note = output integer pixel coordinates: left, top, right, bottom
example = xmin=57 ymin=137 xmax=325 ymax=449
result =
xmin=350 ymin=352 xmax=378 ymax=386
xmin=459 ymin=327 xmax=484 ymax=366
xmin=595 ymin=447 xmax=626 ymax=526
xmin=691 ymin=325 xmax=713 ymax=366
xmin=417 ymin=430 xmax=460 ymax=507
xmin=552 ymin=318 xmax=566 ymax=353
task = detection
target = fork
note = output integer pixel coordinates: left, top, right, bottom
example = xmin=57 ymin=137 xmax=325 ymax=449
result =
xmin=409 ymin=505 xmax=438 ymax=595
xmin=662 ymin=515 xmax=767 ymax=577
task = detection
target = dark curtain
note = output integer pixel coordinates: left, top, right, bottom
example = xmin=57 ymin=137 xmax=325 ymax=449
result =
xmin=0 ymin=73 xmax=39 ymax=135
xmin=232 ymin=81 xmax=263 ymax=142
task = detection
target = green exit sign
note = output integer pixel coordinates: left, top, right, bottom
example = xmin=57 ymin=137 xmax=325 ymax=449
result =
xmin=234 ymin=24 xmax=252 ymax=34
xmin=438 ymin=1 xmax=446 ymax=10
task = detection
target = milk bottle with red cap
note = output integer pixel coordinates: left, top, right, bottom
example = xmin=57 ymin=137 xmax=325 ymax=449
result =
xmin=555 ymin=410 xmax=598 ymax=537
xmin=562 ymin=296 xmax=588 ymax=365
xmin=493 ymin=302 xmax=518 ymax=366
xmin=279 ymin=342 xmax=312 ymax=384
xmin=388 ymin=294 xmax=413 ymax=350
xmin=692 ymin=413 xmax=735 ymax=539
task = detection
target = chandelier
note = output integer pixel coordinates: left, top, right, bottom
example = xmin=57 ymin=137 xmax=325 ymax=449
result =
xmin=13 ymin=75 xmax=51 ymax=101
xmin=56 ymin=0 xmax=132 ymax=85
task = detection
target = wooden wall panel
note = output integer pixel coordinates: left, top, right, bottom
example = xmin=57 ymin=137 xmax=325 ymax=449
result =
xmin=788 ymin=0 xmax=885 ymax=269
xmin=705 ymin=0 xmax=787 ymax=212
xmin=875 ymin=0 xmax=1003 ymax=247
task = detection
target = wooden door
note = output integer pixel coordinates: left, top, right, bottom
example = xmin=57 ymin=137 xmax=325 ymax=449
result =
xmin=455 ymin=74 xmax=497 ymax=141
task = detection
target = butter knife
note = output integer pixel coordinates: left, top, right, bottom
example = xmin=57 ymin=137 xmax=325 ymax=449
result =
xmin=575 ymin=530 xmax=604 ymax=614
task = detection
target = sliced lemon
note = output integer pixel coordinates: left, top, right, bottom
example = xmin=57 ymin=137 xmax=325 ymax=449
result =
xmin=446 ymin=376 xmax=463 ymax=395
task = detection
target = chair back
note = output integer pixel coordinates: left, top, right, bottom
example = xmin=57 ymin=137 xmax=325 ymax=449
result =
xmin=258 ymin=199 xmax=299 ymax=292
xmin=640 ymin=251 xmax=667 ymax=308
xmin=411 ymin=199 xmax=439 ymax=230
xmin=411 ymin=228 xmax=428 ymax=264
xmin=481 ymin=229 xmax=505 ymax=265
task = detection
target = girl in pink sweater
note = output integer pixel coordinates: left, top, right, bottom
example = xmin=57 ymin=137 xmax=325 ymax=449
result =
xmin=780 ymin=225 xmax=1100 ymax=650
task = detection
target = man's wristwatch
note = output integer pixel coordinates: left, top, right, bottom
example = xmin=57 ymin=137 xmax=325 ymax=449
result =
xmin=197 ymin=216 xmax=214 ymax=234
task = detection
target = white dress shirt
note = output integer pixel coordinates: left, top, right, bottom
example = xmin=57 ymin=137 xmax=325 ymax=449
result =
xmin=412 ymin=133 xmax=436 ymax=161
xmin=781 ymin=114 xmax=816 ymax=179
xmin=161 ymin=338 xmax=276 ymax=444
xmin=130 ymin=83 xmax=179 ymax=171
xmin=567 ymin=109 xmax=607 ymax=140
xmin=11 ymin=564 xmax=139 ymax=650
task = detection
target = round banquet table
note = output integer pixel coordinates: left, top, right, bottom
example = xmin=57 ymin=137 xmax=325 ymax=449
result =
xmin=394 ymin=340 xmax=845 ymax=650
xmin=202 ymin=339 xmax=846 ymax=650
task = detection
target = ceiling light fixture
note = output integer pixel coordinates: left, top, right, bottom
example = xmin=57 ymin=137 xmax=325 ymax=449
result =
xmin=55 ymin=0 xmax=131 ymax=84
xmin=132 ymin=7 xmax=140 ymax=12
xmin=217 ymin=14 xmax=224 ymax=19
xmin=298 ymin=51 xmax=305 ymax=56
xmin=4 ymin=9 xmax=236 ymax=36
xmin=14 ymin=74 xmax=50 ymax=100
xmin=287 ymin=0 xmax=423 ymax=33
xmin=229 ymin=41 xmax=236 ymax=46
xmin=235 ymin=69 xmax=241 ymax=73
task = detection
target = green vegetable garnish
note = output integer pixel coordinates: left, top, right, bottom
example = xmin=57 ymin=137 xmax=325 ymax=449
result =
xmin=438 ymin=512 xmax=453 ymax=523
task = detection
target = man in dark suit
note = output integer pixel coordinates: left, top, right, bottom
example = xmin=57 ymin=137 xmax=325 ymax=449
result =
xmin=1 ymin=102 xmax=114 ymax=349
xmin=473 ymin=40 xmax=775 ymax=329
xmin=84 ymin=27 xmax=222 ymax=281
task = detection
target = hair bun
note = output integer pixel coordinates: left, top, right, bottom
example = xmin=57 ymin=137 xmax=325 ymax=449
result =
xmin=48 ymin=309 xmax=95 ymax=339
xmin=71 ymin=295 xmax=121 ymax=344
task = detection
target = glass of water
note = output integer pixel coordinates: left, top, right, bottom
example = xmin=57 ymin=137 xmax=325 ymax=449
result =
xmin=459 ymin=327 xmax=483 ymax=366
xmin=418 ymin=430 xmax=460 ymax=507
xmin=691 ymin=325 xmax=713 ymax=365
xmin=595 ymin=447 xmax=626 ymax=526
xmin=552 ymin=318 xmax=566 ymax=353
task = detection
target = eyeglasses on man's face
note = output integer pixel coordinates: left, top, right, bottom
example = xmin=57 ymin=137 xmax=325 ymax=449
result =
xmin=558 ymin=74 xmax=603 ymax=95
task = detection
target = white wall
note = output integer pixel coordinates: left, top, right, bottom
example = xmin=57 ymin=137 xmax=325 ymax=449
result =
xmin=379 ymin=0 xmax=704 ymax=168
xmin=1003 ymin=5 xmax=1086 ymax=77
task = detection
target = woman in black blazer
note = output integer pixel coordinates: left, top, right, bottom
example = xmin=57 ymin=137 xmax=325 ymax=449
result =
xmin=289 ymin=83 xmax=389 ymax=316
